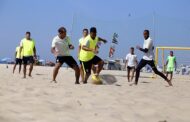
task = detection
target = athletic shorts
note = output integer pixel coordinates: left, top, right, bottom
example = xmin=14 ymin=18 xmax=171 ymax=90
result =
xmin=79 ymin=60 xmax=82 ymax=65
xmin=15 ymin=58 xmax=22 ymax=65
xmin=56 ymin=56 xmax=78 ymax=68
xmin=81 ymin=56 xmax=102 ymax=74
xmin=23 ymin=56 xmax=34 ymax=65
xmin=127 ymin=66 xmax=135 ymax=70
xmin=166 ymin=67 xmax=174 ymax=73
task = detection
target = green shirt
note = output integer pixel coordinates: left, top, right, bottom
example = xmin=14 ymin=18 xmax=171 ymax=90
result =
xmin=167 ymin=56 xmax=176 ymax=68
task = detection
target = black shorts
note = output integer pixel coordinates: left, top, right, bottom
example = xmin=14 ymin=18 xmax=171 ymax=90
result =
xmin=79 ymin=60 xmax=82 ymax=65
xmin=56 ymin=56 xmax=78 ymax=68
xmin=23 ymin=56 xmax=34 ymax=65
xmin=81 ymin=56 xmax=102 ymax=74
xmin=15 ymin=58 xmax=22 ymax=65
xmin=127 ymin=66 xmax=135 ymax=70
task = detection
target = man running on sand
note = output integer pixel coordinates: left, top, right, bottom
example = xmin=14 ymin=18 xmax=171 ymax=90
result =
xmin=20 ymin=32 xmax=36 ymax=78
xmin=80 ymin=27 xmax=107 ymax=84
xmin=133 ymin=30 xmax=172 ymax=86
xmin=125 ymin=47 xmax=138 ymax=82
xmin=13 ymin=45 xmax=23 ymax=74
xmin=78 ymin=28 xmax=106 ymax=82
xmin=51 ymin=27 xmax=80 ymax=84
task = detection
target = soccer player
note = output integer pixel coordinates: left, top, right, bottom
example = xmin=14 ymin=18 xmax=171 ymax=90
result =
xmin=125 ymin=47 xmax=138 ymax=82
xmin=80 ymin=27 xmax=107 ymax=84
xmin=51 ymin=27 xmax=80 ymax=84
xmin=134 ymin=30 xmax=172 ymax=86
xmin=165 ymin=51 xmax=177 ymax=81
xmin=13 ymin=45 xmax=23 ymax=74
xmin=20 ymin=32 xmax=36 ymax=78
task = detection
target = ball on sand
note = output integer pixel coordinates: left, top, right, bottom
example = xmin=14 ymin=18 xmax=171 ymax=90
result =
xmin=91 ymin=79 xmax=102 ymax=85
xmin=92 ymin=78 xmax=102 ymax=85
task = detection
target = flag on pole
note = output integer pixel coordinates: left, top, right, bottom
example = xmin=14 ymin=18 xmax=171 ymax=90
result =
xmin=109 ymin=33 xmax=118 ymax=58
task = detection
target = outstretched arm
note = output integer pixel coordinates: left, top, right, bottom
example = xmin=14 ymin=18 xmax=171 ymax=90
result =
xmin=98 ymin=37 xmax=107 ymax=43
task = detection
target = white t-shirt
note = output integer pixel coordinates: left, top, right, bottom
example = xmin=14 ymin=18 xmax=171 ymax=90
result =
xmin=126 ymin=53 xmax=137 ymax=67
xmin=51 ymin=36 xmax=72 ymax=56
xmin=142 ymin=37 xmax=154 ymax=60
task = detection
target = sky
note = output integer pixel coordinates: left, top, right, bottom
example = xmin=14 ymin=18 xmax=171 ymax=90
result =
xmin=0 ymin=0 xmax=190 ymax=64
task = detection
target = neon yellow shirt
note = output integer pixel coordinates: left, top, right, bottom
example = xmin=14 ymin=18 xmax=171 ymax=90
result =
xmin=16 ymin=46 xmax=23 ymax=59
xmin=78 ymin=37 xmax=86 ymax=60
xmin=79 ymin=35 xmax=98 ymax=61
xmin=20 ymin=38 xmax=35 ymax=57
xmin=167 ymin=56 xmax=176 ymax=68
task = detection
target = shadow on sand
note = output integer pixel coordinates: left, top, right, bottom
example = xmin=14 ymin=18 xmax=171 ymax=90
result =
xmin=100 ymin=74 xmax=118 ymax=85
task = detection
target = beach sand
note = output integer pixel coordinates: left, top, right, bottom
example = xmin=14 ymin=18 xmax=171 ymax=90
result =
xmin=0 ymin=64 xmax=190 ymax=122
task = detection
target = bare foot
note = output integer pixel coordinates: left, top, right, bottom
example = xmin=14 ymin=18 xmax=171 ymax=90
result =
xmin=75 ymin=81 xmax=80 ymax=84
xmin=51 ymin=80 xmax=57 ymax=83
xmin=166 ymin=79 xmax=173 ymax=86
xmin=83 ymin=81 xmax=87 ymax=84
xmin=129 ymin=82 xmax=137 ymax=86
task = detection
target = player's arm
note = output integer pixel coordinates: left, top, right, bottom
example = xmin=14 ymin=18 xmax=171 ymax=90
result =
xmin=136 ymin=40 xmax=151 ymax=53
xmin=136 ymin=45 xmax=148 ymax=53
xmin=82 ymin=45 xmax=97 ymax=53
xmin=78 ymin=45 xmax=81 ymax=58
xmin=82 ymin=45 xmax=98 ymax=54
xmin=174 ymin=58 xmax=177 ymax=70
xmin=20 ymin=41 xmax=23 ymax=58
xmin=98 ymin=37 xmax=107 ymax=43
xmin=135 ymin=59 xmax=138 ymax=66
xmin=166 ymin=60 xmax=168 ymax=65
xmin=68 ymin=44 xmax=74 ymax=50
xmin=33 ymin=46 xmax=37 ymax=58
xmin=51 ymin=38 xmax=58 ymax=56
xmin=67 ymin=37 xmax=74 ymax=50
xmin=14 ymin=51 xmax=17 ymax=59
xmin=19 ymin=47 xmax=23 ymax=59
xmin=51 ymin=47 xmax=56 ymax=54
xmin=125 ymin=60 xmax=128 ymax=68
xmin=82 ymin=40 xmax=98 ymax=53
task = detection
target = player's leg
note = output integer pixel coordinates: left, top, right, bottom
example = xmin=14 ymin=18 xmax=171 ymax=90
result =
xmin=92 ymin=56 xmax=104 ymax=76
xmin=13 ymin=59 xmax=18 ymax=74
xmin=166 ymin=72 xmax=169 ymax=78
xmin=65 ymin=56 xmax=80 ymax=84
xmin=82 ymin=61 xmax=92 ymax=84
xmin=22 ymin=57 xmax=28 ymax=78
xmin=135 ymin=59 xmax=147 ymax=85
xmin=148 ymin=60 xmax=173 ymax=86
xmin=52 ymin=56 xmax=63 ymax=82
xmin=127 ymin=66 xmax=131 ymax=82
xmin=131 ymin=67 xmax=135 ymax=82
xmin=79 ymin=62 xmax=85 ymax=82
xmin=18 ymin=59 xmax=22 ymax=74
xmin=28 ymin=57 xmax=34 ymax=77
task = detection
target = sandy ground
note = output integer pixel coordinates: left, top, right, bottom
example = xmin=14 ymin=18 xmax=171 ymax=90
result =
xmin=0 ymin=64 xmax=190 ymax=122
